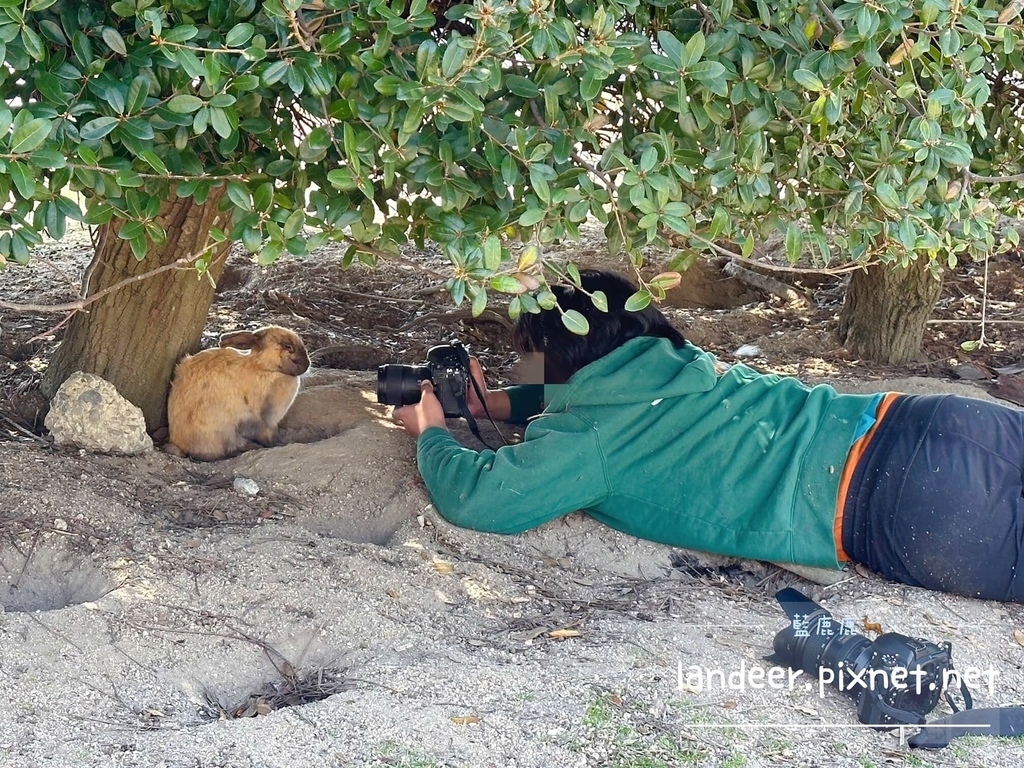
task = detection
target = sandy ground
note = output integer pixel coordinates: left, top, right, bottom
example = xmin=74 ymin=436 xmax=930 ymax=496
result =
xmin=1 ymin=224 xmax=1023 ymax=766
xmin=1 ymin=369 xmax=1023 ymax=768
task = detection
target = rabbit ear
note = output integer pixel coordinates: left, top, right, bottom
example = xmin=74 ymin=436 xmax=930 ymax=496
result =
xmin=219 ymin=331 xmax=261 ymax=350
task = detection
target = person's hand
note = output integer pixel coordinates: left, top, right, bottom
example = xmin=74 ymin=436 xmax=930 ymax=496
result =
xmin=392 ymin=380 xmax=447 ymax=438
xmin=466 ymin=357 xmax=512 ymax=421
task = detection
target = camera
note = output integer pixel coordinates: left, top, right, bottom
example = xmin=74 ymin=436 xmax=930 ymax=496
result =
xmin=376 ymin=342 xmax=471 ymax=418
xmin=765 ymin=588 xmax=957 ymax=728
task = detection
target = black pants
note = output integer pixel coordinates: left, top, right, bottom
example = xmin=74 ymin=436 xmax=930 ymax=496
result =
xmin=843 ymin=394 xmax=1024 ymax=601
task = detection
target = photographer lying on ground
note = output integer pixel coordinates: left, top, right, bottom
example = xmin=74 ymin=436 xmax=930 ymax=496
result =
xmin=392 ymin=270 xmax=1024 ymax=602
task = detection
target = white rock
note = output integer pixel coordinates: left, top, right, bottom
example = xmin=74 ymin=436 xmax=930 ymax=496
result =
xmin=734 ymin=344 xmax=762 ymax=358
xmin=45 ymin=372 xmax=153 ymax=455
xmin=233 ymin=477 xmax=260 ymax=496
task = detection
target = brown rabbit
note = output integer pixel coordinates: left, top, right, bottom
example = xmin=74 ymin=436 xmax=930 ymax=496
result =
xmin=165 ymin=326 xmax=310 ymax=461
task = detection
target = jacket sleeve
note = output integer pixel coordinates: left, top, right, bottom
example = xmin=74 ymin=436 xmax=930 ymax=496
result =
xmin=415 ymin=415 xmax=609 ymax=534
xmin=503 ymin=384 xmax=545 ymax=424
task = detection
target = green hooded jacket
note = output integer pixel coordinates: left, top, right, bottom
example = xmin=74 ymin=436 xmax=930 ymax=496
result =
xmin=416 ymin=336 xmax=881 ymax=569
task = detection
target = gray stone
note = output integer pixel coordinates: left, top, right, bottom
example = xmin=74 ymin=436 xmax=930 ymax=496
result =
xmin=44 ymin=372 xmax=153 ymax=455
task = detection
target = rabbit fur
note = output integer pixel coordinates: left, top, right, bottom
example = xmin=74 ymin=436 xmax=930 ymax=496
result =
xmin=165 ymin=325 xmax=310 ymax=461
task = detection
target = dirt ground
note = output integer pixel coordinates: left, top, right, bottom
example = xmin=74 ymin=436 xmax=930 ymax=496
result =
xmin=0 ymin=225 xmax=1023 ymax=768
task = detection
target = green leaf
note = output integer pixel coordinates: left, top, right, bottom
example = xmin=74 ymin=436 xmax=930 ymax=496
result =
xmin=176 ymin=47 xmax=204 ymax=78
xmin=657 ymin=31 xmax=683 ymax=66
xmin=226 ymin=22 xmax=255 ymax=47
xmin=441 ymin=39 xmax=468 ymax=78
xmin=506 ymin=76 xmax=540 ymax=98
xmin=21 ymin=25 xmax=44 ymax=61
xmin=784 ymin=222 xmax=803 ymax=263
xmin=283 ymin=208 xmax=305 ymax=239
xmin=139 ymin=150 xmax=168 ymax=174
xmin=261 ymin=60 xmax=290 ymax=86
xmin=9 ymin=160 xmax=35 ymax=198
xmin=490 ymin=275 xmax=526 ymax=294
xmin=327 ymin=168 xmax=357 ymax=191
xmin=116 ymin=169 xmax=144 ymax=187
xmin=793 ymin=69 xmax=825 ymax=91
xmin=168 ymin=94 xmax=204 ymax=113
xmin=709 ymin=206 xmax=730 ymax=239
xmin=102 ymin=27 xmax=127 ymax=55
xmin=118 ymin=220 xmax=145 ymax=240
xmin=471 ymin=287 xmax=487 ymax=317
xmin=624 ymin=290 xmax=652 ymax=311
xmin=210 ymin=107 xmax=232 ymax=139
xmin=875 ymin=182 xmax=902 ymax=210
xmin=226 ymin=181 xmax=252 ymax=211
xmin=529 ymin=165 xmax=550 ymax=203
xmin=10 ymin=118 xmax=51 ymax=154
xmin=241 ymin=226 xmax=263 ymax=253
xmin=518 ymin=208 xmax=545 ymax=227
xmin=560 ymin=309 xmax=590 ymax=335
xmin=126 ymin=76 xmax=149 ymax=114
xmin=688 ymin=61 xmax=727 ymax=84
xmin=208 ymin=94 xmax=237 ymax=108
xmin=590 ymin=290 xmax=608 ymax=312
xmin=163 ymin=25 xmax=198 ymax=43
xmin=483 ymin=234 xmax=501 ymax=270
xmin=79 ymin=116 xmax=119 ymax=141
xmin=683 ymin=31 xmax=705 ymax=68
xmin=130 ymin=235 xmax=148 ymax=260
xmin=581 ymin=71 xmax=604 ymax=102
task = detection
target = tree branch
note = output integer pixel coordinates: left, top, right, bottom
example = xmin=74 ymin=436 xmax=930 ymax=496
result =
xmin=723 ymin=259 xmax=814 ymax=308
xmin=0 ymin=243 xmax=225 ymax=314
xmin=339 ymin=236 xmax=447 ymax=280
xmin=966 ymin=171 xmax=1024 ymax=184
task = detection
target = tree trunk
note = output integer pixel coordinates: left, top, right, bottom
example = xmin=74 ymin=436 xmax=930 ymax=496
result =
xmin=837 ymin=257 xmax=943 ymax=365
xmin=42 ymin=190 xmax=232 ymax=433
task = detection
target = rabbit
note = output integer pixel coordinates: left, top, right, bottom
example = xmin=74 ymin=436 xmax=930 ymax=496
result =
xmin=165 ymin=325 xmax=310 ymax=461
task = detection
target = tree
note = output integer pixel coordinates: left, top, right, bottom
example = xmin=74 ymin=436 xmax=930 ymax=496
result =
xmin=1 ymin=1 xmax=1023 ymax=428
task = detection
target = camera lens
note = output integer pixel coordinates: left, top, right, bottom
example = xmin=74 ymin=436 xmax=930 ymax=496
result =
xmin=376 ymin=364 xmax=433 ymax=407
xmin=767 ymin=591 xmax=874 ymax=702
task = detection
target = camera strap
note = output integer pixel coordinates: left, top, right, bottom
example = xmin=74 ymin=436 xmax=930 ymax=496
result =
xmin=453 ymin=378 xmax=508 ymax=451
xmin=908 ymin=707 xmax=1024 ymax=749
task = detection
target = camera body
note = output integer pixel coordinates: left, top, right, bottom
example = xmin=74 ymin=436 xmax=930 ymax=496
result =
xmin=376 ymin=342 xmax=471 ymax=418
xmin=766 ymin=588 xmax=954 ymax=728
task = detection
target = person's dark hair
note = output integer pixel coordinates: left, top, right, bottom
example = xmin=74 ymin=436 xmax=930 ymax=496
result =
xmin=511 ymin=269 xmax=686 ymax=384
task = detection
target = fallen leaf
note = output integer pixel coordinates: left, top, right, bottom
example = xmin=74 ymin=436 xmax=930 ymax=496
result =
xmin=1013 ymin=630 xmax=1024 ymax=647
xmin=451 ymin=715 xmax=481 ymax=726
xmin=795 ymin=705 xmax=818 ymax=717
xmin=722 ymin=700 xmax=738 ymax=710
xmin=548 ymin=628 xmax=582 ymax=639
xmin=609 ymin=694 xmax=622 ymax=707
xmin=385 ymin=588 xmax=400 ymax=599
xmin=431 ymin=560 xmax=454 ymax=574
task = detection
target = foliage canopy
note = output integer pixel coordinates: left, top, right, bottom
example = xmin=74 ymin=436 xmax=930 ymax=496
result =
xmin=2 ymin=0 xmax=1023 ymax=331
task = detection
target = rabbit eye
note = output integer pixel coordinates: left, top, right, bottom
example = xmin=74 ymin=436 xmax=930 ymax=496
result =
xmin=282 ymin=343 xmax=294 ymax=352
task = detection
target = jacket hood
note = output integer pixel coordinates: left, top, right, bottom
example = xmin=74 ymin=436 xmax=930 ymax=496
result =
xmin=545 ymin=337 xmax=719 ymax=409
